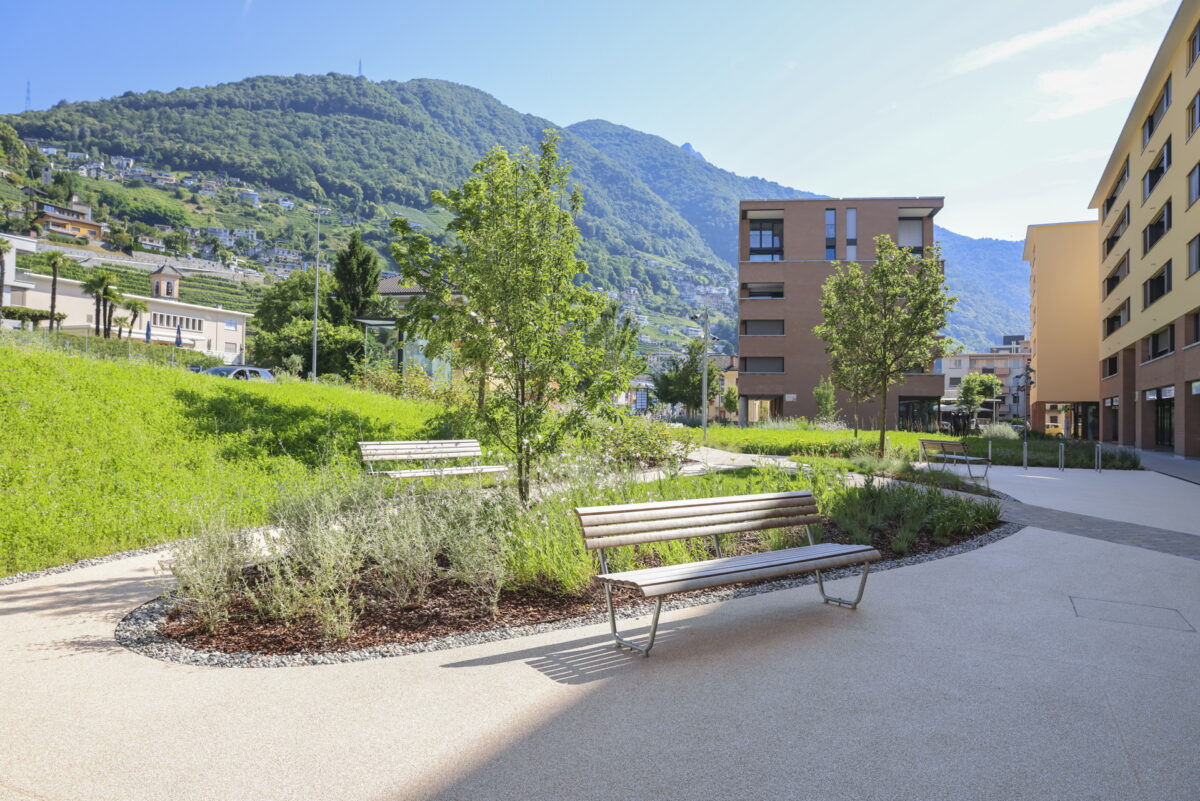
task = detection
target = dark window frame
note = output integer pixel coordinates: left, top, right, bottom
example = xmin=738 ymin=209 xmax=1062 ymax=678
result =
xmin=1143 ymin=137 xmax=1172 ymax=199
xmin=741 ymin=319 xmax=785 ymax=336
xmin=1147 ymin=324 xmax=1175 ymax=360
xmin=1104 ymin=251 xmax=1130 ymax=298
xmin=1143 ymin=200 xmax=1172 ymax=255
xmin=1143 ymin=261 xmax=1172 ymax=309
xmin=1104 ymin=204 xmax=1129 ymax=257
xmin=1143 ymin=77 xmax=1171 ymax=147
xmin=748 ymin=219 xmax=784 ymax=261
xmin=1102 ymin=355 xmax=1119 ymax=378
xmin=741 ymin=356 xmax=785 ymax=374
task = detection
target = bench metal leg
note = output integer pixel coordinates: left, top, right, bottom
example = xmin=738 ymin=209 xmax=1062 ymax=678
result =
xmin=813 ymin=562 xmax=870 ymax=609
xmin=804 ymin=524 xmax=871 ymax=609
xmin=603 ymin=583 xmax=663 ymax=657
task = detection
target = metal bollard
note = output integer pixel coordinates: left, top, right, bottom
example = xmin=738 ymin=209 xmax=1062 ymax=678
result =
xmin=1058 ymin=442 xmax=1065 ymax=472
xmin=1023 ymin=440 xmax=1028 ymax=470
xmin=988 ymin=440 xmax=992 ymax=463
xmin=1095 ymin=442 xmax=1103 ymax=473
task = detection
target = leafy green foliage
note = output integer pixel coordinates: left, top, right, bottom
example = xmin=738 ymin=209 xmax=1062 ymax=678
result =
xmin=957 ymin=372 xmax=1004 ymax=428
xmin=249 ymin=317 xmax=365 ymax=377
xmin=0 ymin=343 xmax=438 ymax=575
xmin=392 ymin=132 xmax=639 ymax=501
xmin=815 ymin=235 xmax=958 ymax=455
xmin=329 ymin=229 xmax=383 ymax=325
xmin=651 ymin=337 xmax=721 ymax=413
xmin=813 ymin=375 xmax=838 ymax=422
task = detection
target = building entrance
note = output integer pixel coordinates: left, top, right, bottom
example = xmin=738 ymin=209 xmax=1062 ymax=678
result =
xmin=1154 ymin=397 xmax=1174 ymax=448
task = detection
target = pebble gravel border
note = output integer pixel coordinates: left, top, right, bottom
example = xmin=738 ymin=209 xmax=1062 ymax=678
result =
xmin=0 ymin=542 xmax=177 ymax=588
xmin=116 ymin=519 xmax=1025 ymax=669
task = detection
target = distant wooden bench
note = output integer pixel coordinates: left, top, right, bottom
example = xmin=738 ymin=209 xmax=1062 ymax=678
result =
xmin=358 ymin=439 xmax=508 ymax=480
xmin=574 ymin=491 xmax=880 ymax=657
xmin=918 ymin=438 xmax=990 ymax=480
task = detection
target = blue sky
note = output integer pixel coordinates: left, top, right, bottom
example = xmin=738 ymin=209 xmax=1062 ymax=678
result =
xmin=0 ymin=0 xmax=1179 ymax=240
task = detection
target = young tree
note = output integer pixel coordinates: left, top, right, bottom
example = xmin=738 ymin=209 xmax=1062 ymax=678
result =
xmin=651 ymin=337 xmax=722 ymax=416
xmin=330 ymin=230 xmax=383 ymax=326
xmin=722 ymin=386 xmax=739 ymax=416
xmin=112 ymin=315 xmax=130 ymax=339
xmin=44 ymin=251 xmax=72 ymax=332
xmin=391 ymin=131 xmax=633 ymax=502
xmin=814 ymin=234 xmax=958 ymax=455
xmin=81 ymin=270 xmax=116 ymax=336
xmin=812 ymin=375 xmax=838 ymax=422
xmin=957 ymin=372 xmax=1004 ymax=432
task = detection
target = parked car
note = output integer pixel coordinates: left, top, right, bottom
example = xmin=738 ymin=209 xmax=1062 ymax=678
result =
xmin=1010 ymin=424 xmax=1026 ymax=434
xmin=1043 ymin=423 xmax=1064 ymax=437
xmin=202 ymin=366 xmax=276 ymax=382
xmin=186 ymin=365 xmax=205 ymax=373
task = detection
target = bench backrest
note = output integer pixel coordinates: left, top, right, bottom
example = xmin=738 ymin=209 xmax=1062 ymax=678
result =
xmin=574 ymin=491 xmax=821 ymax=551
xmin=919 ymin=439 xmax=967 ymax=455
xmin=359 ymin=439 xmax=483 ymax=463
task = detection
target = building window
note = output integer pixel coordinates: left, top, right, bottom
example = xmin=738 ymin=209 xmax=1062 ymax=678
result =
xmin=1191 ymin=164 xmax=1200 ymax=205
xmin=1187 ymin=309 xmax=1200 ymax=346
xmin=1142 ymin=77 xmax=1171 ymax=147
xmin=1103 ymin=298 xmax=1130 ymax=338
xmin=742 ymin=319 xmax=784 ymax=335
xmin=742 ymin=282 xmax=784 ymax=299
xmin=742 ymin=357 xmax=784 ymax=373
xmin=845 ymin=208 xmax=857 ymax=261
xmin=1190 ymin=92 xmax=1200 ymax=136
xmin=824 ymin=208 xmax=836 ymax=260
xmin=224 ymin=319 xmax=238 ymax=331
xmin=1104 ymin=159 xmax=1127 ymax=216
xmin=1147 ymin=324 xmax=1175 ymax=360
xmin=1104 ymin=252 xmax=1129 ymax=298
xmin=953 ymin=359 xmax=962 ymax=368
xmin=1104 ymin=205 xmax=1129 ymax=257
xmin=898 ymin=218 xmax=924 ymax=257
xmin=982 ymin=367 xmax=995 ymax=374
xmin=1143 ymin=200 xmax=1171 ymax=254
xmin=1191 ymin=20 xmax=1200 ymax=66
xmin=948 ymin=376 xmax=961 ymax=387
xmin=748 ymin=220 xmax=783 ymax=261
xmin=1191 ymin=235 xmax=1200 ymax=276
xmin=1143 ymin=138 xmax=1171 ymax=199
xmin=1143 ymin=262 xmax=1172 ymax=308
xmin=1102 ymin=355 xmax=1119 ymax=378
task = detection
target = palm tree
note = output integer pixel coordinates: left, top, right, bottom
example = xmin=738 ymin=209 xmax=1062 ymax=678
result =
xmin=0 ymin=237 xmax=10 ymax=322
xmin=122 ymin=297 xmax=147 ymax=337
xmin=43 ymin=252 xmax=71 ymax=332
xmin=103 ymin=285 xmax=123 ymax=338
xmin=112 ymin=315 xmax=130 ymax=339
xmin=81 ymin=270 xmax=117 ymax=336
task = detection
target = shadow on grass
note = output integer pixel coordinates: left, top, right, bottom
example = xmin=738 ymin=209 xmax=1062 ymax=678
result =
xmin=172 ymin=386 xmax=432 ymax=467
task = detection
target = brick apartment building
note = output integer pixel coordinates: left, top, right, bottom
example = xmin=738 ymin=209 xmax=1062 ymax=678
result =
xmin=736 ymin=197 xmax=945 ymax=429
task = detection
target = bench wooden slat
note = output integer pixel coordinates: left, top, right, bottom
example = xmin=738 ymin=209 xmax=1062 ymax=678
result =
xmin=579 ymin=497 xmax=816 ymax=533
xmin=581 ymin=513 xmax=823 ymax=550
xmin=600 ymin=542 xmax=873 ymax=584
xmin=362 ymin=450 xmax=483 ymax=462
xmin=576 ymin=490 xmax=813 ymax=517
xmin=614 ymin=548 xmax=882 ymax=597
xmin=379 ymin=465 xmax=509 ymax=479
xmin=582 ymin=504 xmax=818 ymax=540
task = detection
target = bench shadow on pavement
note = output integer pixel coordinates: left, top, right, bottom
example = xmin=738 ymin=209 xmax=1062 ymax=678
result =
xmin=441 ymin=621 xmax=695 ymax=685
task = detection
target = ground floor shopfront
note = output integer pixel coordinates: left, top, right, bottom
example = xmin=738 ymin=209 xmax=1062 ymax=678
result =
xmin=1098 ymin=327 xmax=1200 ymax=457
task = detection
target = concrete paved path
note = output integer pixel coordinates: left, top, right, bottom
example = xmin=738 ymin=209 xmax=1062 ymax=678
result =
xmin=3 ymin=457 xmax=1199 ymax=800
xmin=985 ymin=466 xmax=1200 ymax=536
xmin=2 ymin=531 xmax=1198 ymax=800
xmin=1136 ymin=448 xmax=1200 ymax=485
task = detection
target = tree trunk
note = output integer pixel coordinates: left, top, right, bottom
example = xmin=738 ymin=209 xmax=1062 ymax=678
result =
xmin=94 ymin=295 xmax=101 ymax=335
xmin=50 ymin=267 xmax=58 ymax=331
xmin=105 ymin=301 xmax=114 ymax=338
xmin=475 ymin=364 xmax=487 ymax=417
xmin=877 ymin=389 xmax=888 ymax=456
xmin=0 ymin=251 xmax=6 ymax=320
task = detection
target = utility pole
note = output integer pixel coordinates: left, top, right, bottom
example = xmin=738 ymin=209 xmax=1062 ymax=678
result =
xmin=311 ymin=211 xmax=321 ymax=381
xmin=691 ymin=309 xmax=712 ymax=442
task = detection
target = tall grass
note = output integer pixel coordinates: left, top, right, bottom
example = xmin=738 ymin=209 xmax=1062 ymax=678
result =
xmin=0 ymin=343 xmax=439 ymax=575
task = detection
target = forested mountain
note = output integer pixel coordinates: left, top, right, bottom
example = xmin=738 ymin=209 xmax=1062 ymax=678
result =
xmin=4 ymin=73 xmax=1028 ymax=350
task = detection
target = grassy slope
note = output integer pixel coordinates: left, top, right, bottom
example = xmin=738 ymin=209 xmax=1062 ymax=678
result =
xmin=0 ymin=345 xmax=439 ymax=575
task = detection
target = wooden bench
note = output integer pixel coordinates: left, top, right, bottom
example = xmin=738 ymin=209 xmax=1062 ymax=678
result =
xmin=917 ymin=438 xmax=990 ymax=481
xmin=358 ymin=439 xmax=508 ymax=480
xmin=574 ymin=490 xmax=881 ymax=656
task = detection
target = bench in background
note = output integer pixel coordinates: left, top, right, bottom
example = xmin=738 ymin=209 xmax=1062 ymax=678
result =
xmin=358 ymin=439 xmax=508 ymax=480
xmin=574 ymin=490 xmax=881 ymax=656
xmin=917 ymin=438 xmax=990 ymax=481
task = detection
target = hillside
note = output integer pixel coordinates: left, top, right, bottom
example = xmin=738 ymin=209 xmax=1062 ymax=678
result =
xmin=0 ymin=344 xmax=438 ymax=575
xmin=4 ymin=74 xmax=1029 ymax=350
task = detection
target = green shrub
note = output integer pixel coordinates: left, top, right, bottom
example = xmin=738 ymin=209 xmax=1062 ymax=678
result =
xmin=581 ymin=414 xmax=695 ymax=470
xmin=978 ymin=423 xmax=1019 ymax=440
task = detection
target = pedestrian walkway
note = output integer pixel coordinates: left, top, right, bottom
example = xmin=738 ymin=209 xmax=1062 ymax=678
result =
xmin=1 ymin=451 xmax=1198 ymax=800
xmin=1136 ymin=447 xmax=1200 ymax=485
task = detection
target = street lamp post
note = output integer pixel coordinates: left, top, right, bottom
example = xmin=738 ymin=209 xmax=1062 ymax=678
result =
xmin=310 ymin=210 xmax=322 ymax=382
xmin=691 ymin=309 xmax=712 ymax=442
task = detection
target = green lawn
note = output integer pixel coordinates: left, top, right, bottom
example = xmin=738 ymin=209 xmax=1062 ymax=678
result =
xmin=0 ymin=344 xmax=441 ymax=575
xmin=701 ymin=424 xmax=955 ymax=458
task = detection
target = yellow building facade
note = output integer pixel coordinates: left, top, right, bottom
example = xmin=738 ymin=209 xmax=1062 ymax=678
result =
xmin=1089 ymin=0 xmax=1200 ymax=456
xmin=1024 ymin=221 xmax=1100 ymax=437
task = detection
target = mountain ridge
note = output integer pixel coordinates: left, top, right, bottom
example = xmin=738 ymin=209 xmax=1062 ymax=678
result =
xmin=4 ymin=73 xmax=1028 ymax=349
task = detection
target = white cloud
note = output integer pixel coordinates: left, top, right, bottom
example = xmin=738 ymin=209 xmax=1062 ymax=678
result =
xmin=1031 ymin=44 xmax=1157 ymax=120
xmin=951 ymin=0 xmax=1171 ymax=74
